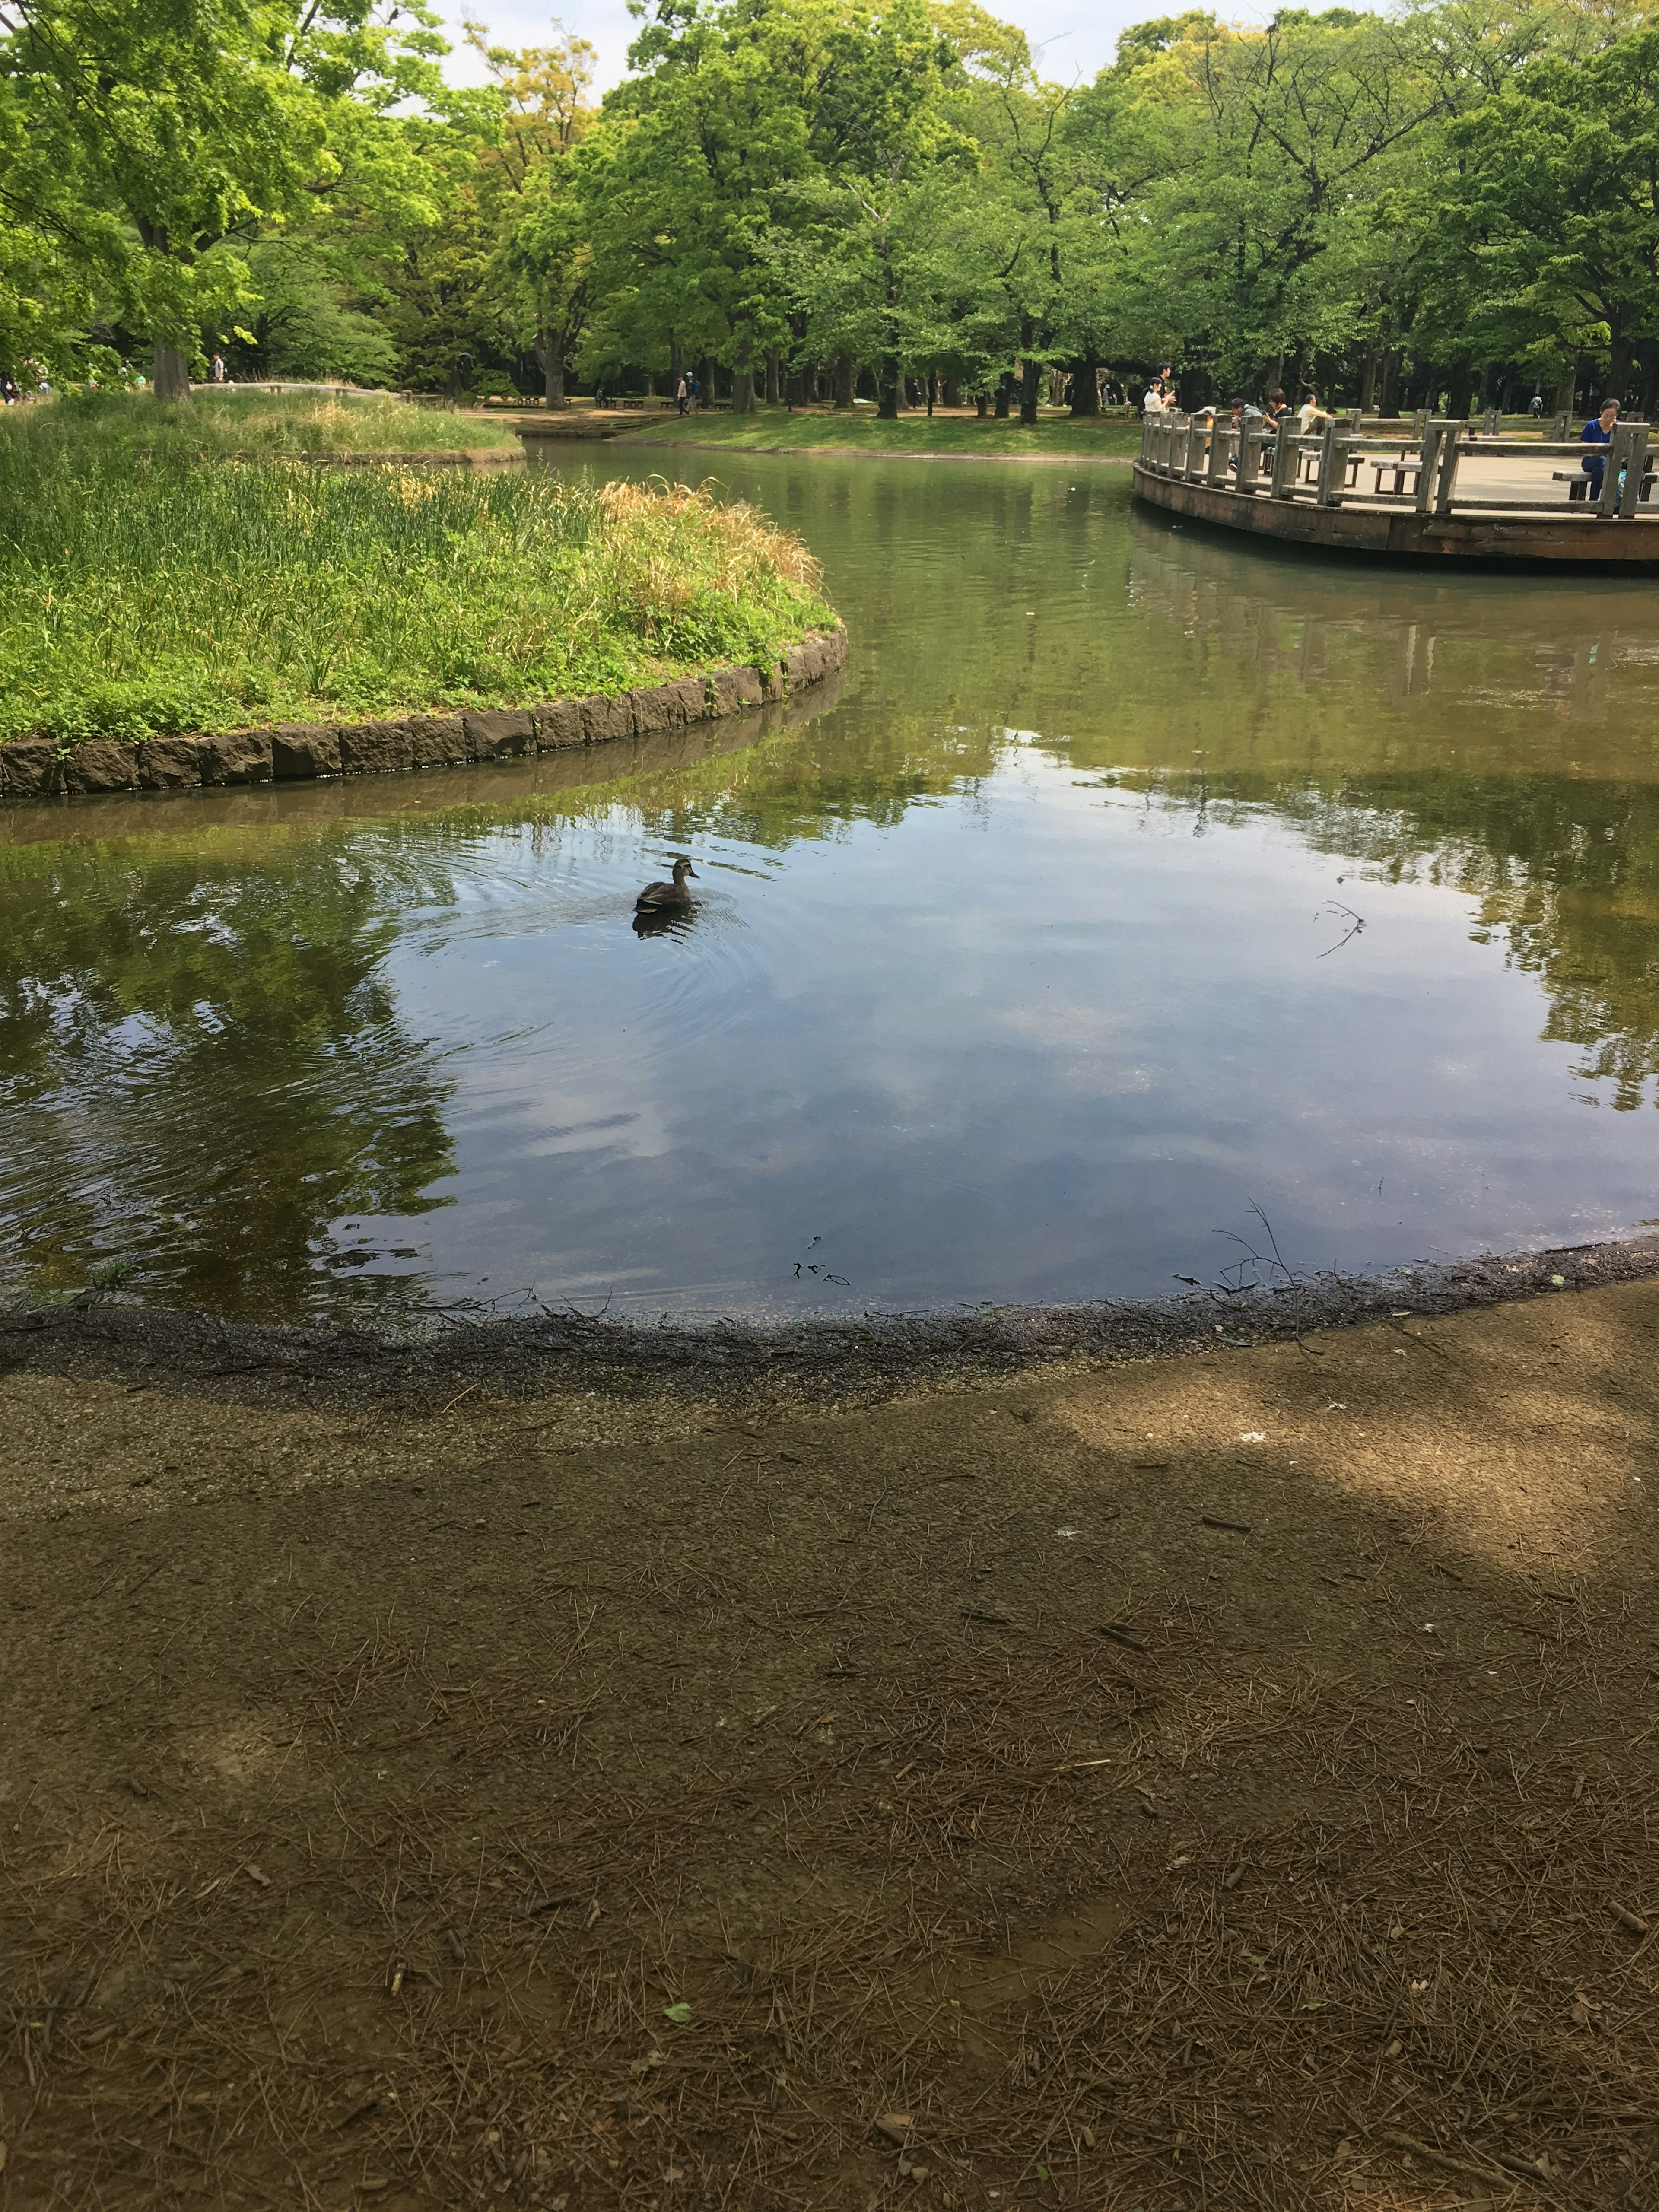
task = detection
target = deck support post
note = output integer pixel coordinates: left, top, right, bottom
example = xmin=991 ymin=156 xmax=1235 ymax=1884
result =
xmin=1237 ymin=423 xmax=1264 ymax=494
xmin=1315 ymin=418 xmax=1344 ymax=508
xmin=1598 ymin=423 xmax=1633 ymax=518
xmin=1619 ymin=426 xmax=1650 ymax=518
xmin=1270 ymin=427 xmax=1298 ymax=500
xmin=1414 ymin=421 xmax=1442 ymax=515
xmin=1206 ymin=420 xmax=1230 ymax=485
xmin=1434 ymin=424 xmax=1461 ymax=514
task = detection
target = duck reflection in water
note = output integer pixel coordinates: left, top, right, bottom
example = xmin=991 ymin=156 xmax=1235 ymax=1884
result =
xmin=634 ymin=854 xmax=699 ymax=928
xmin=632 ymin=904 xmax=698 ymax=939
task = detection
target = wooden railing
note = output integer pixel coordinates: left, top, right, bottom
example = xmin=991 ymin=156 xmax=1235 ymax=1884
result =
xmin=1136 ymin=413 xmax=1656 ymax=523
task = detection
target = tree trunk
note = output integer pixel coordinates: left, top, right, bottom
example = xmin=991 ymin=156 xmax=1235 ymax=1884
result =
xmin=1068 ymin=352 xmax=1100 ymax=416
xmin=833 ymin=352 xmax=856 ymax=410
xmin=1446 ymin=356 xmax=1476 ymax=420
xmin=730 ymin=337 xmax=756 ymax=415
xmin=1378 ymin=351 xmax=1400 ymax=418
xmin=537 ymin=316 xmax=569 ymax=407
xmin=1360 ymin=347 xmax=1379 ymax=414
xmin=699 ymin=356 xmax=716 ymax=406
xmin=877 ymin=356 xmax=900 ymax=420
xmin=763 ymin=349 xmax=780 ymax=405
xmin=1606 ymin=330 xmax=1634 ymax=402
xmin=943 ymin=378 xmax=961 ymax=409
xmin=1019 ymin=354 xmax=1042 ymax=426
xmin=670 ymin=335 xmax=684 ymax=381
xmin=153 ymin=343 xmax=191 ymax=404
xmin=994 ymin=374 xmax=1012 ymax=419
xmin=976 ymin=391 xmax=989 ymax=418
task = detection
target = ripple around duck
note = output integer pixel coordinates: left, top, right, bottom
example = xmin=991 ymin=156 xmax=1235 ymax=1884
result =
xmin=379 ymin=820 xmax=776 ymax=1073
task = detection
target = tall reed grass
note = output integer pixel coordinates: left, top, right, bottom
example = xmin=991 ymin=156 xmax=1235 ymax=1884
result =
xmin=0 ymin=407 xmax=835 ymax=744
xmin=16 ymin=388 xmax=521 ymax=464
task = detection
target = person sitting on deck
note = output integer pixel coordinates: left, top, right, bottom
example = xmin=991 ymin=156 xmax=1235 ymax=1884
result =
xmin=1296 ymin=389 xmax=1329 ymax=433
xmin=1581 ymin=397 xmax=1620 ymax=498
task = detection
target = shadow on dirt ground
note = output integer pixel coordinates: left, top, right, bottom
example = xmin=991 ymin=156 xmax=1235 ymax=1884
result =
xmin=2 ymin=1277 xmax=1656 ymax=2210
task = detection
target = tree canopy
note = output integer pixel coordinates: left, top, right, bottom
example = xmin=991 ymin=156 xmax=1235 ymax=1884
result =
xmin=4 ymin=0 xmax=1659 ymax=414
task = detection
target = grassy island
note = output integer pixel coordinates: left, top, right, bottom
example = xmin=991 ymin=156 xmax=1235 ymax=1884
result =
xmin=628 ymin=406 xmax=1145 ymax=461
xmin=52 ymin=387 xmax=524 ymax=462
xmin=0 ymin=396 xmax=836 ymax=749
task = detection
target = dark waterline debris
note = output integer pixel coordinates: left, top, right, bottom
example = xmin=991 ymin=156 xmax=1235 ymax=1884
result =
xmin=5 ymin=1231 xmax=1658 ymax=1415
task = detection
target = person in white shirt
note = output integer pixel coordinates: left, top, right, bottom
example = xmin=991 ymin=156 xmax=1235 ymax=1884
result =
xmin=1296 ymin=389 xmax=1329 ymax=433
xmin=1143 ymin=381 xmax=1167 ymax=414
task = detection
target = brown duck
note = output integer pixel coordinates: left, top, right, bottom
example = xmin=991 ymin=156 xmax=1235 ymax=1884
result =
xmin=635 ymin=855 xmax=699 ymax=912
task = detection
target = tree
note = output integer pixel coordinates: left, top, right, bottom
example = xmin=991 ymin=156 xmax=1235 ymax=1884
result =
xmin=0 ymin=0 xmax=457 ymax=394
xmin=1398 ymin=21 xmax=1659 ymax=407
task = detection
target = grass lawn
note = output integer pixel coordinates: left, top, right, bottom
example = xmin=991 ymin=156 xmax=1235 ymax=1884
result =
xmin=0 ymin=399 xmax=835 ymax=746
xmin=625 ymin=406 xmax=1144 ymax=459
xmin=36 ymin=388 xmax=524 ymax=460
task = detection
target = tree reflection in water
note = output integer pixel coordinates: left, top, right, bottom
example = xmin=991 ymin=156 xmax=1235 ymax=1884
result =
xmin=0 ymin=828 xmax=458 ymax=1316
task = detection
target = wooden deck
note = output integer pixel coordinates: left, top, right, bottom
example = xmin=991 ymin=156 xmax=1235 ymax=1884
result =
xmin=1132 ymin=411 xmax=1659 ymax=568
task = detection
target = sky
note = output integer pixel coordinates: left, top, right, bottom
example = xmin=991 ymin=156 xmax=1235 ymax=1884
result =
xmin=433 ymin=0 xmax=1171 ymax=96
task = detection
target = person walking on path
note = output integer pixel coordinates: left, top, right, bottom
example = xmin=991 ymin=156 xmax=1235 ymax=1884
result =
xmin=1581 ymin=397 xmax=1619 ymax=498
xmin=676 ymin=372 xmax=688 ymax=415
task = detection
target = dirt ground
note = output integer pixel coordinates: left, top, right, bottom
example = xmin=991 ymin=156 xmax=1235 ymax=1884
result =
xmin=2 ymin=1277 xmax=1657 ymax=2212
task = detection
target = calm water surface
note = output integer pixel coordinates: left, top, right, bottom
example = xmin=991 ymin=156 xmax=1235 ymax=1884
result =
xmin=7 ymin=451 xmax=1659 ymax=1322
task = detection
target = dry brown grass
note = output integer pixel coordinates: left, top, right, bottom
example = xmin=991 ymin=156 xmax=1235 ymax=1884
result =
xmin=3 ymin=1287 xmax=1658 ymax=2209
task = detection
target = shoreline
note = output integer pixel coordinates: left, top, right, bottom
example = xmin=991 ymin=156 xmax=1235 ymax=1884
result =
xmin=610 ymin=428 xmax=1140 ymax=468
xmin=6 ymin=1227 xmax=1656 ymax=1420
xmin=0 ymin=628 xmax=846 ymax=806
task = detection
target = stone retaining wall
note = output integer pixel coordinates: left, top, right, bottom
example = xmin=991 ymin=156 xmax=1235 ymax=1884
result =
xmin=0 ymin=628 xmax=845 ymax=804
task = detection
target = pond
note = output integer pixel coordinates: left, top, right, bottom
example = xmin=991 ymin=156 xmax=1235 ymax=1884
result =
xmin=6 ymin=449 xmax=1659 ymax=1326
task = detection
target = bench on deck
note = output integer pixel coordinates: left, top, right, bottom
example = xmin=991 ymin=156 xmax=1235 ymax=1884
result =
xmin=1552 ymin=468 xmax=1656 ymax=503
xmin=1370 ymin=454 xmax=1419 ymax=497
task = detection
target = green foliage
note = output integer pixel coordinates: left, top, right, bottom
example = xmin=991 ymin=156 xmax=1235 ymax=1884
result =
xmin=4 ymin=0 xmax=1659 ymax=427
xmin=1397 ymin=21 xmax=1659 ymax=391
xmin=0 ymin=0 xmax=466 ymax=379
xmin=0 ymin=401 xmax=836 ymax=741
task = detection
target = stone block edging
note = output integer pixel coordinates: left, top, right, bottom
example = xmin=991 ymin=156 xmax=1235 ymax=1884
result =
xmin=0 ymin=629 xmax=846 ymax=805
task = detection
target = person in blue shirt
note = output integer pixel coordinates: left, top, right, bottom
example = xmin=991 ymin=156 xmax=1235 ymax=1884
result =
xmin=1581 ymin=397 xmax=1620 ymax=496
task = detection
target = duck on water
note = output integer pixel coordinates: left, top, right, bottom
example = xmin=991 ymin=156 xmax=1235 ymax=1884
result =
xmin=636 ymin=856 xmax=699 ymax=912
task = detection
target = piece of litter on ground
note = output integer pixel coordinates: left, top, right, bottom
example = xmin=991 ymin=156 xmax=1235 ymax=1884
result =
xmin=873 ymin=2112 xmax=913 ymax=2144
xmin=1055 ymin=1526 xmax=1081 ymax=1539
xmin=663 ymin=2001 xmax=693 ymax=2024
xmin=1551 ymin=1273 xmax=1566 ymax=1285
xmin=1238 ymin=1430 xmax=1265 ymax=1442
